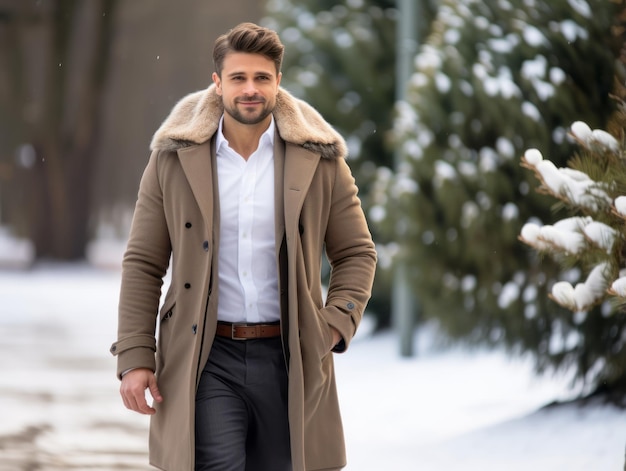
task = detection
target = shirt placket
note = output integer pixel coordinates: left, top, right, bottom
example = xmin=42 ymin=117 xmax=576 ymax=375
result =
xmin=239 ymin=158 xmax=259 ymax=322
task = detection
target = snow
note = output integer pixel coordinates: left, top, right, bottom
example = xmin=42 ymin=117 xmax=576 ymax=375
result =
xmin=559 ymin=19 xmax=589 ymax=43
xmin=522 ymin=25 xmax=547 ymax=47
xmin=497 ymin=280 xmax=520 ymax=308
xmin=591 ymin=129 xmax=620 ymax=153
xmin=567 ymin=0 xmax=592 ymax=18
xmin=483 ymin=70 xmax=521 ymax=99
xmin=583 ymin=221 xmax=617 ymax=253
xmin=570 ymin=120 xmax=593 ymax=142
xmin=615 ymin=196 xmax=626 ymax=217
xmin=570 ymin=121 xmax=620 ymax=153
xmin=434 ymin=160 xmax=456 ymax=185
xmin=521 ymin=55 xmax=547 ymax=81
xmin=523 ymin=147 xmax=543 ymax=165
xmin=526 ymin=152 xmax=611 ymax=211
xmin=434 ymin=72 xmax=451 ymax=93
xmin=521 ymin=101 xmax=541 ymax=121
xmin=461 ymin=201 xmax=480 ymax=228
xmin=520 ymin=220 xmax=586 ymax=254
xmin=549 ymin=67 xmax=566 ymax=85
xmin=495 ymin=137 xmax=515 ymax=159
xmin=550 ymin=262 xmax=610 ymax=311
xmin=501 ymin=202 xmax=519 ymax=221
xmin=487 ymin=37 xmax=515 ymax=53
xmin=444 ymin=28 xmax=461 ymax=45
xmin=611 ymin=276 xmax=626 ymax=297
xmin=0 ymin=228 xmax=35 ymax=269
xmin=479 ymin=147 xmax=499 ymax=172
xmin=1 ymin=258 xmax=625 ymax=470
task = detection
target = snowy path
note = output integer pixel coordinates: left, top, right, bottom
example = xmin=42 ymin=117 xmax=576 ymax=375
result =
xmin=0 ymin=264 xmax=624 ymax=470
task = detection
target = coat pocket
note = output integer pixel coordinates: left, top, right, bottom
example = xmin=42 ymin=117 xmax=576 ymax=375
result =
xmin=156 ymin=302 xmax=175 ymax=372
xmin=308 ymin=303 xmax=336 ymax=361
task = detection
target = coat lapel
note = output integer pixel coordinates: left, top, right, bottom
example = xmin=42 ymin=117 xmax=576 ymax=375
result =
xmin=283 ymin=142 xmax=321 ymax=239
xmin=274 ymin=131 xmax=286 ymax=252
xmin=176 ymin=141 xmax=215 ymax=230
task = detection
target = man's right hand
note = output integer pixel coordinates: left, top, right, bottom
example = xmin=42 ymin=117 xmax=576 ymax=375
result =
xmin=120 ymin=368 xmax=163 ymax=415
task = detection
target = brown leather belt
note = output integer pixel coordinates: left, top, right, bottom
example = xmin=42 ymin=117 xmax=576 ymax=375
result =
xmin=216 ymin=322 xmax=281 ymax=340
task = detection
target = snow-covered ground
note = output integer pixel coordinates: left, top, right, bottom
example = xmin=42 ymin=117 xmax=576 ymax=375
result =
xmin=0 ymin=262 xmax=624 ymax=470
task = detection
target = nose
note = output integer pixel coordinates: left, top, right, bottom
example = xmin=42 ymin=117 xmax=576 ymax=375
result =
xmin=242 ymin=79 xmax=257 ymax=96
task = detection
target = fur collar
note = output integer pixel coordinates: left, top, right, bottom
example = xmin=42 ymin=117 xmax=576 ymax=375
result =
xmin=150 ymin=84 xmax=347 ymax=160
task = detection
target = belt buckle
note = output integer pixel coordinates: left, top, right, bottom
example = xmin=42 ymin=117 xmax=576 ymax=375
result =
xmin=231 ymin=323 xmax=248 ymax=341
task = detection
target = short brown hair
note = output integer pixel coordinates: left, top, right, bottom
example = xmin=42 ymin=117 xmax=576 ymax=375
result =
xmin=213 ymin=22 xmax=284 ymax=77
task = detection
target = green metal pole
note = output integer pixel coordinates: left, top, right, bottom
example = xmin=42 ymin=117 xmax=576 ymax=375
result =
xmin=393 ymin=0 xmax=419 ymax=357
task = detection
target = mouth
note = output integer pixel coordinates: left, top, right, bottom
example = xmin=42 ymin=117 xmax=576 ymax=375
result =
xmin=237 ymin=97 xmax=264 ymax=106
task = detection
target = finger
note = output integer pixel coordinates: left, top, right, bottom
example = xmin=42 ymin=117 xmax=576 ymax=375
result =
xmin=135 ymin=394 xmax=156 ymax=414
xmin=121 ymin=381 xmax=155 ymax=415
xmin=148 ymin=377 xmax=163 ymax=403
xmin=129 ymin=385 xmax=156 ymax=414
xmin=120 ymin=384 xmax=133 ymax=410
xmin=126 ymin=392 xmax=154 ymax=414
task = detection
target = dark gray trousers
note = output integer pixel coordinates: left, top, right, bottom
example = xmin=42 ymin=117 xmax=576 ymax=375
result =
xmin=195 ymin=335 xmax=291 ymax=471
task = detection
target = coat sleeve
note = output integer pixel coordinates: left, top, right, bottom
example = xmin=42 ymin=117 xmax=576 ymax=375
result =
xmin=321 ymin=157 xmax=377 ymax=352
xmin=110 ymin=150 xmax=172 ymax=378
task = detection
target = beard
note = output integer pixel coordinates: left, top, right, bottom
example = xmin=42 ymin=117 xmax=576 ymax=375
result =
xmin=223 ymin=95 xmax=275 ymax=125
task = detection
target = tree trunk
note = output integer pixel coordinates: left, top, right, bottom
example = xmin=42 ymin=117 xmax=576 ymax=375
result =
xmin=4 ymin=0 xmax=116 ymax=260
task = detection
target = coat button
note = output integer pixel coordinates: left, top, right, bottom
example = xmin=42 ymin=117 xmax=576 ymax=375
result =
xmin=184 ymin=283 xmax=191 ymax=289
xmin=203 ymin=240 xmax=209 ymax=251
xmin=185 ymin=222 xmax=192 ymax=228
xmin=346 ymin=302 xmax=355 ymax=310
xmin=110 ymin=345 xmax=116 ymax=353
xmin=192 ymin=324 xmax=197 ymax=334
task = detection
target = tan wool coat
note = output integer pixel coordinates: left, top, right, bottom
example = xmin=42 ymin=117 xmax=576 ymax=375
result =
xmin=110 ymin=84 xmax=377 ymax=471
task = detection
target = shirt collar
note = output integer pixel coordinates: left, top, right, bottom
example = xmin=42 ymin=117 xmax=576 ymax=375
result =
xmin=216 ymin=114 xmax=275 ymax=153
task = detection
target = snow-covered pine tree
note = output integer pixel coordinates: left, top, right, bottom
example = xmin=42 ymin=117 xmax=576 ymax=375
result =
xmin=261 ymin=0 xmax=438 ymax=324
xmin=372 ymin=0 xmax=623 ymax=385
xmin=518 ymin=10 xmax=626 ymax=398
xmin=519 ymin=113 xmax=626 ymax=398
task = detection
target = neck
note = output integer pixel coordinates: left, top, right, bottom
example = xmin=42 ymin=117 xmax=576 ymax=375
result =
xmin=222 ymin=114 xmax=271 ymax=160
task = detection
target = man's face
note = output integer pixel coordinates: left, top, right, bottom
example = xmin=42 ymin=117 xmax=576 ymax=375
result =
xmin=213 ymin=52 xmax=281 ymax=126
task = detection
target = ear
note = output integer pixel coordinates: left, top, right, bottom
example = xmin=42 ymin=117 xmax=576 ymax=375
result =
xmin=276 ymin=71 xmax=282 ymax=88
xmin=212 ymin=72 xmax=222 ymax=95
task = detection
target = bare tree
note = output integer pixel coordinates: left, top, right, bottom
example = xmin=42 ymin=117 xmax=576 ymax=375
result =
xmin=0 ymin=0 xmax=117 ymax=259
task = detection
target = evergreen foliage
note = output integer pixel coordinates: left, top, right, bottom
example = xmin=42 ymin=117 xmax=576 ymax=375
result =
xmin=263 ymin=0 xmax=398 ymax=173
xmin=519 ymin=114 xmax=626 ymax=397
xmin=262 ymin=0 xmax=438 ymax=325
xmin=374 ymin=0 xmax=623 ymax=388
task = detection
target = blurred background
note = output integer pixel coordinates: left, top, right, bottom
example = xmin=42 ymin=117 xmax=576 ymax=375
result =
xmin=2 ymin=0 xmax=626 ymax=469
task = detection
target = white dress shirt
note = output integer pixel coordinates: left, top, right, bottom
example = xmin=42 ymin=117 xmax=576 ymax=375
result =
xmin=215 ymin=116 xmax=281 ymax=324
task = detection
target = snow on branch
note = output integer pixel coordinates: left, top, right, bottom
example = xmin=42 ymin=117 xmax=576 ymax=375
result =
xmin=550 ymin=262 xmax=610 ymax=312
xmin=519 ymin=121 xmax=626 ymax=313
xmin=520 ymin=217 xmax=589 ymax=254
xmin=570 ymin=121 xmax=620 ymax=154
xmin=521 ymin=148 xmax=611 ymax=211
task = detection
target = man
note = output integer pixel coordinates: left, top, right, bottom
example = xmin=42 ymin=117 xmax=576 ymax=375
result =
xmin=110 ymin=22 xmax=376 ymax=471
